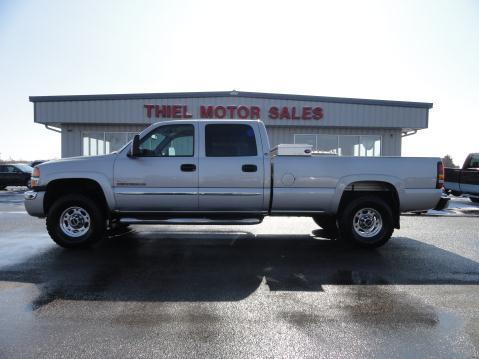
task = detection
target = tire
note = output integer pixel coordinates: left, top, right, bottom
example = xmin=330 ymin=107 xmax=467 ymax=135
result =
xmin=46 ymin=194 xmax=106 ymax=248
xmin=470 ymin=197 xmax=479 ymax=204
xmin=312 ymin=215 xmax=338 ymax=234
xmin=338 ymin=196 xmax=394 ymax=249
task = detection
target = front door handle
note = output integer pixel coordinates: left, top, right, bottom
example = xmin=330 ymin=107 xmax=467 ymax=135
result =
xmin=242 ymin=164 xmax=257 ymax=172
xmin=181 ymin=164 xmax=196 ymax=172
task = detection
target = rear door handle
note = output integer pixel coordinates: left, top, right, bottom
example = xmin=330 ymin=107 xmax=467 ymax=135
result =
xmin=181 ymin=164 xmax=196 ymax=172
xmin=242 ymin=164 xmax=257 ymax=172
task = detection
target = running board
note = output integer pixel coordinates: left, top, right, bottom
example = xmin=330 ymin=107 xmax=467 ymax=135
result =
xmin=119 ymin=217 xmax=263 ymax=225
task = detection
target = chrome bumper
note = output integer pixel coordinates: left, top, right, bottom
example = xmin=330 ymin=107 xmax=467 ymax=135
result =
xmin=24 ymin=190 xmax=46 ymax=218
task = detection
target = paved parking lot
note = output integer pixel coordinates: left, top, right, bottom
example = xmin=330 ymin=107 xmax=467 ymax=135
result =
xmin=1 ymin=191 xmax=479 ymax=358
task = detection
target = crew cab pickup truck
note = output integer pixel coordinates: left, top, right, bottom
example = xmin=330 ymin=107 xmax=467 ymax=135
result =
xmin=444 ymin=153 xmax=479 ymax=203
xmin=24 ymin=120 xmax=443 ymax=249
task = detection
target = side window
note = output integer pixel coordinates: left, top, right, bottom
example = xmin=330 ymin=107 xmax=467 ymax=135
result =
xmin=469 ymin=155 xmax=479 ymax=168
xmin=138 ymin=124 xmax=194 ymax=157
xmin=205 ymin=124 xmax=257 ymax=157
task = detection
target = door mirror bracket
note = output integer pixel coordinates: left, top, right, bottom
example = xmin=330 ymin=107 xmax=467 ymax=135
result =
xmin=129 ymin=135 xmax=141 ymax=157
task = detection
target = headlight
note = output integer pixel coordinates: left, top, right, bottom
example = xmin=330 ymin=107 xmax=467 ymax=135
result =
xmin=31 ymin=167 xmax=40 ymax=187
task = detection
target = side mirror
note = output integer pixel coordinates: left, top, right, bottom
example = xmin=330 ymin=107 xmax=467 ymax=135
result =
xmin=129 ymin=135 xmax=141 ymax=157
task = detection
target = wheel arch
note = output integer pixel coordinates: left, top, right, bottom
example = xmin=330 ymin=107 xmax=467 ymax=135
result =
xmin=44 ymin=177 xmax=112 ymax=216
xmin=333 ymin=177 xmax=401 ymax=229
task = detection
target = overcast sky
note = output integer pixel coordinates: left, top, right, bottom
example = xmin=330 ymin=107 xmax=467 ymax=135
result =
xmin=0 ymin=0 xmax=478 ymax=165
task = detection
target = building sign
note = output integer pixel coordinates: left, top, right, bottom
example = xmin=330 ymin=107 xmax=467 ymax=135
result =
xmin=143 ymin=104 xmax=323 ymax=120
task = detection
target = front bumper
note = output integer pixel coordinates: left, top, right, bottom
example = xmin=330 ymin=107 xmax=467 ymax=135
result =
xmin=24 ymin=190 xmax=46 ymax=218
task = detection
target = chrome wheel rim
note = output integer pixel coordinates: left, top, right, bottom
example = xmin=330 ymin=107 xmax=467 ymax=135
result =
xmin=353 ymin=207 xmax=382 ymax=238
xmin=59 ymin=206 xmax=91 ymax=238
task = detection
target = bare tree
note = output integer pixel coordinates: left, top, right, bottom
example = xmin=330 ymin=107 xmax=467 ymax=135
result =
xmin=442 ymin=154 xmax=458 ymax=168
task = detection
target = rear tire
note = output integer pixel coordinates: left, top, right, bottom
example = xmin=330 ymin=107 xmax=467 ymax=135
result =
xmin=470 ymin=197 xmax=479 ymax=204
xmin=46 ymin=194 xmax=106 ymax=249
xmin=338 ymin=196 xmax=393 ymax=248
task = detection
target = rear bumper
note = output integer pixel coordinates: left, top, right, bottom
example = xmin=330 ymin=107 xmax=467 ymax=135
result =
xmin=24 ymin=190 xmax=46 ymax=218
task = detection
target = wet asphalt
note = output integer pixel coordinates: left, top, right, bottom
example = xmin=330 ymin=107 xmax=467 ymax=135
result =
xmin=1 ymin=191 xmax=479 ymax=358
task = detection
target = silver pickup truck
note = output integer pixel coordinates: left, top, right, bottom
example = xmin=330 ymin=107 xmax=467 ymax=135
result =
xmin=25 ymin=120 xmax=443 ymax=249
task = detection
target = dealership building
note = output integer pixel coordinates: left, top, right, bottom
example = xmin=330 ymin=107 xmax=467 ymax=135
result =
xmin=29 ymin=91 xmax=432 ymax=158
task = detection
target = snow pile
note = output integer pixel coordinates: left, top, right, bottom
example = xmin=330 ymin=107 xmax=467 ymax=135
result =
xmin=427 ymin=197 xmax=479 ymax=216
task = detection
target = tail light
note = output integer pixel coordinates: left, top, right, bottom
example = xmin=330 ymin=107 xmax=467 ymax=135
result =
xmin=31 ymin=167 xmax=40 ymax=188
xmin=436 ymin=161 xmax=444 ymax=189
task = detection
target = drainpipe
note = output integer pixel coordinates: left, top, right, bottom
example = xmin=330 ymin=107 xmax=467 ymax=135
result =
xmin=44 ymin=125 xmax=62 ymax=133
xmin=401 ymin=130 xmax=417 ymax=137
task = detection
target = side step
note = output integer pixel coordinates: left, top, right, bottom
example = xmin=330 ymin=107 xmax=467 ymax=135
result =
xmin=119 ymin=217 xmax=263 ymax=225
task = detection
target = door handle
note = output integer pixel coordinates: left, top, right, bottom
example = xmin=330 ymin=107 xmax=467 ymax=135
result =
xmin=181 ymin=164 xmax=196 ymax=172
xmin=242 ymin=164 xmax=257 ymax=172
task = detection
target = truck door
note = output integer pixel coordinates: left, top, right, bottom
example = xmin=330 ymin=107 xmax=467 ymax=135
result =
xmin=460 ymin=154 xmax=479 ymax=195
xmin=198 ymin=123 xmax=264 ymax=212
xmin=113 ymin=123 xmax=198 ymax=211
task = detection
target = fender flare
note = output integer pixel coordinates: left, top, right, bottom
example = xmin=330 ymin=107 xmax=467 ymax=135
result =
xmin=330 ymin=174 xmax=404 ymax=213
xmin=42 ymin=172 xmax=115 ymax=210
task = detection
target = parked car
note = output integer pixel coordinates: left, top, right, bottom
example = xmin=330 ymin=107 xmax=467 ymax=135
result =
xmin=444 ymin=153 xmax=479 ymax=203
xmin=24 ymin=119 xmax=443 ymax=249
xmin=0 ymin=163 xmax=33 ymax=189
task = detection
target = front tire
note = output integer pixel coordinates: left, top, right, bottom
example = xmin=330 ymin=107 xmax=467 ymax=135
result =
xmin=338 ymin=196 xmax=394 ymax=248
xmin=46 ymin=194 xmax=106 ymax=248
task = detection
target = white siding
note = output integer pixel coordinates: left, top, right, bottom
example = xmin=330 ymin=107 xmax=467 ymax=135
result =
xmin=35 ymin=96 xmax=428 ymax=130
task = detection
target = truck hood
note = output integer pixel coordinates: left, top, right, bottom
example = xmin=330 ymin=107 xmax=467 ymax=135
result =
xmin=38 ymin=153 xmax=117 ymax=168
xmin=36 ymin=153 xmax=118 ymax=186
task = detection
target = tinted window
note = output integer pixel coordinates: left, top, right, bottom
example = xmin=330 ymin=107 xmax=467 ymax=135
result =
xmin=138 ymin=124 xmax=194 ymax=157
xmin=469 ymin=154 xmax=479 ymax=168
xmin=205 ymin=124 xmax=257 ymax=157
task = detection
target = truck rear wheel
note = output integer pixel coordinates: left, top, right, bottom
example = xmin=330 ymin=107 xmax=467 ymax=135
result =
xmin=470 ymin=197 xmax=479 ymax=203
xmin=46 ymin=194 xmax=106 ymax=248
xmin=338 ymin=196 xmax=393 ymax=248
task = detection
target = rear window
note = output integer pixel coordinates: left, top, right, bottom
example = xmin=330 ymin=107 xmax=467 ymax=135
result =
xmin=205 ymin=124 xmax=257 ymax=157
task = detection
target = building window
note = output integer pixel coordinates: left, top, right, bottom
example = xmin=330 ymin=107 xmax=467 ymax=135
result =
xmin=82 ymin=132 xmax=137 ymax=156
xmin=294 ymin=134 xmax=381 ymax=156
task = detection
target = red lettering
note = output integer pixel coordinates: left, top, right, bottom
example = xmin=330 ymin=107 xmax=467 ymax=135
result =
xmin=214 ymin=106 xmax=226 ymax=118
xmin=250 ymin=106 xmax=260 ymax=119
xmin=144 ymin=104 xmax=154 ymax=118
xmin=226 ymin=106 xmax=237 ymax=118
xmin=268 ymin=106 xmax=279 ymax=119
xmin=291 ymin=107 xmax=300 ymax=120
xmin=172 ymin=105 xmax=182 ymax=118
xmin=313 ymin=107 xmax=323 ymax=120
xmin=200 ymin=106 xmax=214 ymax=118
xmin=237 ymin=105 xmax=249 ymax=119
xmin=182 ymin=105 xmax=192 ymax=118
xmin=279 ymin=107 xmax=290 ymax=120
xmin=302 ymin=107 xmax=312 ymax=120
xmin=155 ymin=105 xmax=166 ymax=118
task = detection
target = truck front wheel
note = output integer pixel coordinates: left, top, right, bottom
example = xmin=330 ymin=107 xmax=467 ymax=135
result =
xmin=46 ymin=194 xmax=106 ymax=248
xmin=338 ymin=196 xmax=393 ymax=248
